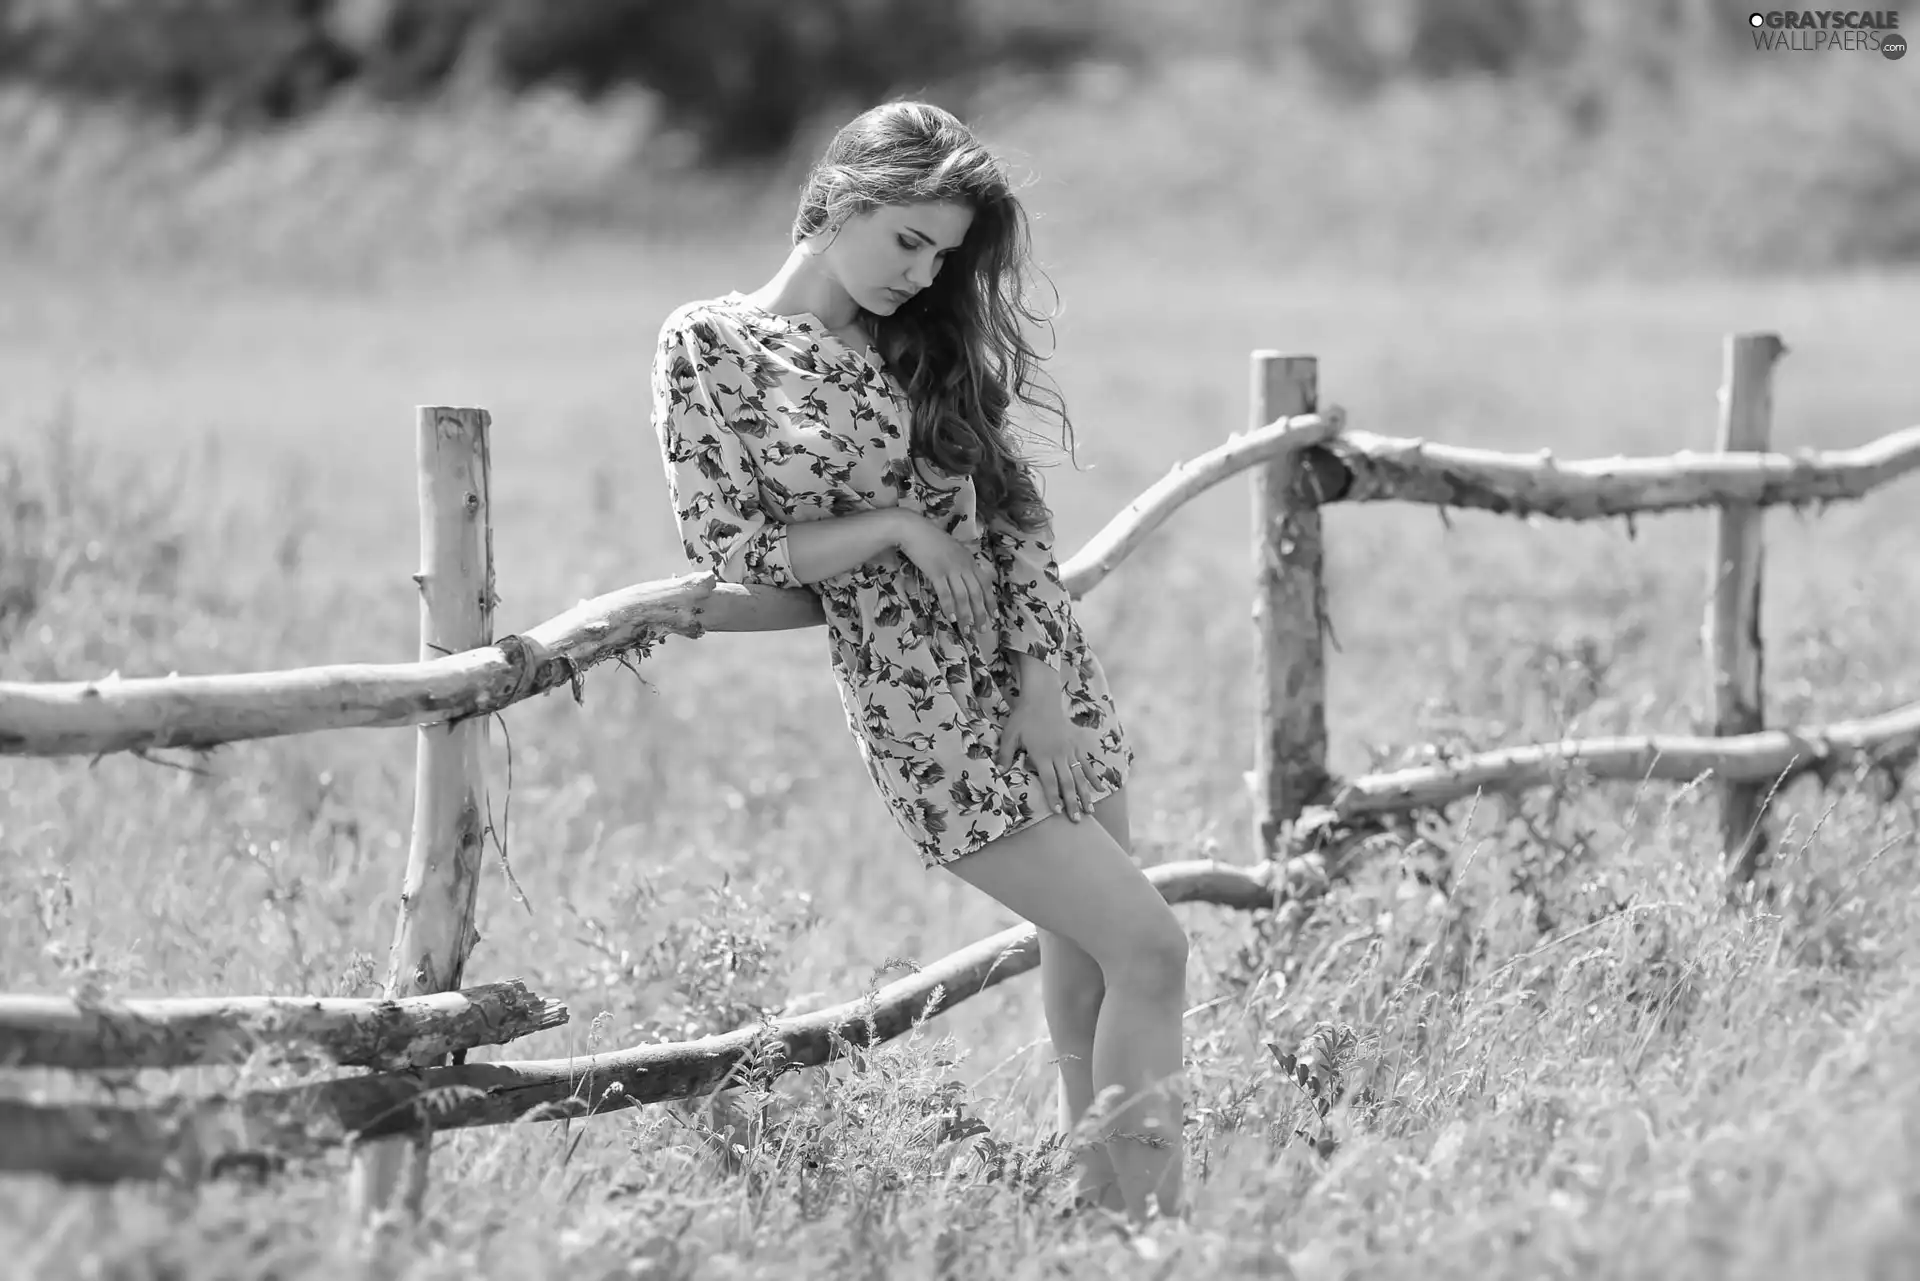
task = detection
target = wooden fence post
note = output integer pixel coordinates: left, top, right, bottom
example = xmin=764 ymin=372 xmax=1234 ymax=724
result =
xmin=1706 ymin=334 xmax=1785 ymax=890
xmin=349 ymin=407 xmax=495 ymax=1223
xmin=1250 ymin=353 xmax=1330 ymax=860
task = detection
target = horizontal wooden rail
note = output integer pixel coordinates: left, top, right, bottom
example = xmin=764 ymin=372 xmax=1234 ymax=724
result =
xmin=0 ymin=411 xmax=1340 ymax=760
xmin=1310 ymin=422 xmax=1920 ymax=521
xmin=3 ymin=418 xmax=1914 ymax=761
xmin=1069 ymin=409 xmax=1342 ymax=596
xmin=1330 ymin=698 xmax=1920 ymax=816
xmin=0 ymin=575 xmax=810 ymax=758
xmin=0 ymin=979 xmax=567 ymax=1071
xmin=0 ymin=856 xmax=1338 ymax=1184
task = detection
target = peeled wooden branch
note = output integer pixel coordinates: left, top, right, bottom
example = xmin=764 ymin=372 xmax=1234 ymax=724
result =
xmin=1064 ymin=411 xmax=1343 ymax=598
xmin=350 ymin=406 xmax=498 ymax=1221
xmin=0 ymin=414 xmax=1348 ymax=759
xmin=1706 ymin=334 xmax=1784 ymax=885
xmin=0 ymin=572 xmax=831 ymax=758
xmin=1248 ymin=361 xmax=1334 ymax=850
xmin=0 ymin=979 xmax=566 ymax=1071
xmin=9 ymin=418 xmax=1912 ymax=762
xmin=1310 ymin=422 xmax=1920 ymax=520
xmin=1331 ymin=698 xmax=1920 ymax=816
xmin=0 ymin=856 xmax=1340 ymax=1185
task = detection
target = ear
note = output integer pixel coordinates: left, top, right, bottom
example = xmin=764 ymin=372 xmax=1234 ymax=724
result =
xmin=800 ymin=218 xmax=845 ymax=257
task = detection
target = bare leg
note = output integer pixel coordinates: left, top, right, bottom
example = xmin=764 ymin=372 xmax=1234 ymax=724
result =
xmin=944 ymin=789 xmax=1187 ymax=1222
xmin=1039 ymin=930 xmax=1121 ymax=1210
xmin=1038 ymin=789 xmax=1135 ymax=1212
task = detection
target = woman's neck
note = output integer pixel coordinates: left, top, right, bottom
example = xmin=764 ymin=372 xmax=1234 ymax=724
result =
xmin=750 ymin=249 xmax=862 ymax=330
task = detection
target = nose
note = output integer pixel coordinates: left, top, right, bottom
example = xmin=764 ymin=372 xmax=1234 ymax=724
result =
xmin=906 ymin=256 xmax=936 ymax=291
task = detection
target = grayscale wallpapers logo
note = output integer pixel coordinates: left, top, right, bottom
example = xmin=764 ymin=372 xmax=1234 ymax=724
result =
xmin=1747 ymin=10 xmax=1904 ymax=56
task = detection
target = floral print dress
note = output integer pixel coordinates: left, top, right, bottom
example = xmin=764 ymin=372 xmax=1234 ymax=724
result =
xmin=650 ymin=292 xmax=1135 ymax=869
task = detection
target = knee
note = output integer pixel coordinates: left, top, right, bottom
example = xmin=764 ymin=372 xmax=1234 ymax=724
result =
xmin=1105 ymin=911 xmax=1188 ymax=1001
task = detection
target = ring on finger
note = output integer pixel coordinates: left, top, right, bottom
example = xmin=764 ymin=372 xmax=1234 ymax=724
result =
xmin=1053 ymin=764 xmax=1081 ymax=820
xmin=1067 ymin=760 xmax=1092 ymax=816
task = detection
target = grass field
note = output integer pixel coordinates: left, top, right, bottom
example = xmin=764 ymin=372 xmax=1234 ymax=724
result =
xmin=4 ymin=76 xmax=1920 ymax=1277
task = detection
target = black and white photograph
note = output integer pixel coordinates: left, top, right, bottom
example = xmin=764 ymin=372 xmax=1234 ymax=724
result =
xmin=2 ymin=1 xmax=1918 ymax=1275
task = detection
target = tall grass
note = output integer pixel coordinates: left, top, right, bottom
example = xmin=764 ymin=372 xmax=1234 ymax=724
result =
xmin=2 ymin=249 xmax=1916 ymax=1275
xmin=1 ymin=57 xmax=1918 ymax=1274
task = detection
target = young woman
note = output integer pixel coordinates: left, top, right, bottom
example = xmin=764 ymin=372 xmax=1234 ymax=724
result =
xmin=650 ymin=99 xmax=1188 ymax=1223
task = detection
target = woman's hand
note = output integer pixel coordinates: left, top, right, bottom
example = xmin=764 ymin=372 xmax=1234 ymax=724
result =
xmin=995 ymin=693 xmax=1102 ymax=822
xmin=894 ymin=510 xmax=997 ymax=637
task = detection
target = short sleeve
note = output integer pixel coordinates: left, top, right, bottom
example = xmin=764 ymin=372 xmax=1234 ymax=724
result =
xmin=984 ymin=509 xmax=1075 ymax=675
xmin=651 ymin=312 xmax=803 ymax=589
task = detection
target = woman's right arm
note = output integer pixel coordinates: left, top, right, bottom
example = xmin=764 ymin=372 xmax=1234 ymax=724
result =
xmin=785 ymin=509 xmax=914 ymax=584
xmin=653 ymin=309 xmax=917 ymax=588
xmin=792 ymin=509 xmax=993 ymax=634
xmin=651 ymin=309 xmax=987 ymax=614
xmin=654 ymin=314 xmax=807 ymax=588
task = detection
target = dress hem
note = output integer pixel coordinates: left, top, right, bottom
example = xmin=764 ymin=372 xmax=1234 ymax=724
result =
xmin=916 ymin=759 xmax=1132 ymax=871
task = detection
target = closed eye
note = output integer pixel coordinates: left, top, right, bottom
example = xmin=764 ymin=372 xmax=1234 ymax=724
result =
xmin=898 ymin=234 xmax=954 ymax=258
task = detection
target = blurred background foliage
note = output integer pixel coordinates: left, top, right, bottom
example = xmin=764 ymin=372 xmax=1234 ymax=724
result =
xmin=0 ymin=0 xmax=1775 ymax=152
xmin=0 ymin=0 xmax=1915 ymax=274
xmin=0 ymin=0 xmax=1086 ymax=155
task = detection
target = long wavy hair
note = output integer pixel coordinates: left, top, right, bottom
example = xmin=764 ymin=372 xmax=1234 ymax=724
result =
xmin=791 ymin=99 xmax=1079 ymax=536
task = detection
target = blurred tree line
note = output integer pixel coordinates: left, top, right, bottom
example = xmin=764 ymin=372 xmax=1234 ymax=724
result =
xmin=0 ymin=0 xmax=1779 ymax=160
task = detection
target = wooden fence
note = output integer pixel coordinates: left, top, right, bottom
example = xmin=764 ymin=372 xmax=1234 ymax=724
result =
xmin=3 ymin=330 xmax=1917 ymax=1206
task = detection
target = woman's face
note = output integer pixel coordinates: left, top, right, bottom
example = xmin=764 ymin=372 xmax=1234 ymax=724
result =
xmin=822 ymin=200 xmax=974 ymax=316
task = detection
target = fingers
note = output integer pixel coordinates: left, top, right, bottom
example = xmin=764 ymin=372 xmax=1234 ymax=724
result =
xmin=1003 ymin=729 xmax=1098 ymax=823
xmin=968 ymin=569 xmax=996 ymax=632
xmin=1047 ymin=756 xmax=1098 ymax=822
xmin=946 ymin=569 xmax=993 ymax=635
xmin=943 ymin=573 xmax=972 ymax=631
xmin=1043 ymin=759 xmax=1072 ymax=820
xmin=928 ymin=576 xmax=960 ymax=627
xmin=1068 ymin=757 xmax=1098 ymax=818
xmin=901 ymin=521 xmax=997 ymax=636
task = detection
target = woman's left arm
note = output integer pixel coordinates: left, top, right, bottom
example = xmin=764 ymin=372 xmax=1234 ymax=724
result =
xmin=1012 ymin=651 xmax=1065 ymax=705
xmin=985 ymin=510 xmax=1104 ymax=818
xmin=982 ymin=509 xmax=1076 ymax=696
